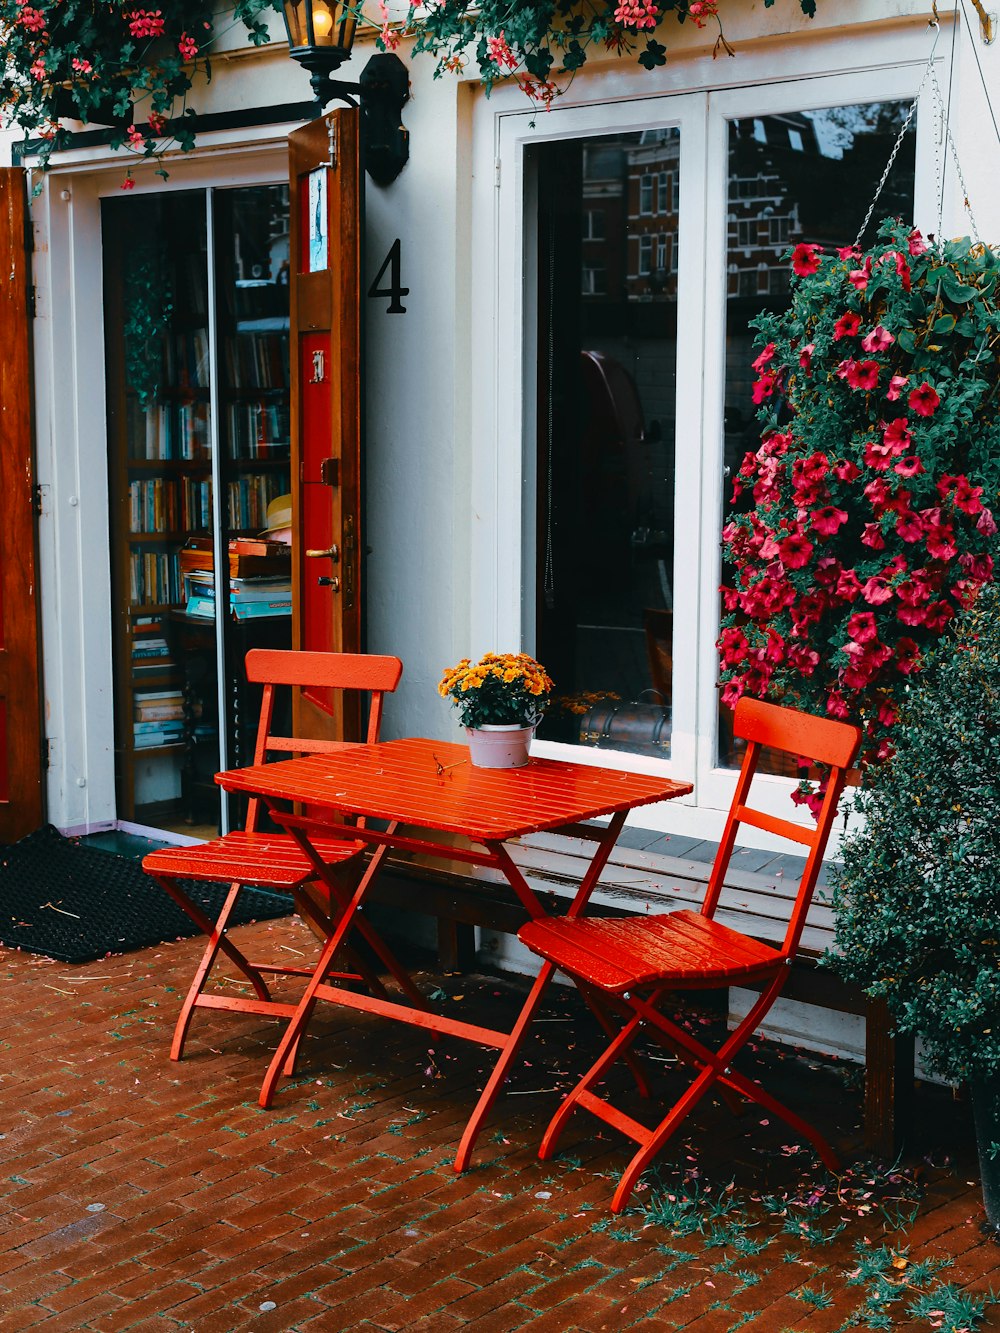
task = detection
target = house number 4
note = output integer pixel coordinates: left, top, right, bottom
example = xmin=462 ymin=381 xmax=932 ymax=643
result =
xmin=367 ymin=238 xmax=409 ymax=314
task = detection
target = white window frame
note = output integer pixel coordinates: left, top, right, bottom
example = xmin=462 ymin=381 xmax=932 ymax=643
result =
xmin=470 ymin=24 xmax=945 ymax=847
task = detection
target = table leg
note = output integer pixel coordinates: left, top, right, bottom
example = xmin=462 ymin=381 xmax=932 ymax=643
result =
xmin=454 ymin=959 xmax=556 ymax=1173
xmin=454 ymin=813 xmax=635 ymax=1169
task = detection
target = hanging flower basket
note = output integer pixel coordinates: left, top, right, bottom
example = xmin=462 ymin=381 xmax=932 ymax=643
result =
xmin=719 ymin=218 xmax=1000 ymax=777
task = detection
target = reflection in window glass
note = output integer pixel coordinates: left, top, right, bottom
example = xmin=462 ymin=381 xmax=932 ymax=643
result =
xmin=532 ymin=130 xmax=679 ymax=761
xmin=718 ymin=103 xmax=916 ymax=771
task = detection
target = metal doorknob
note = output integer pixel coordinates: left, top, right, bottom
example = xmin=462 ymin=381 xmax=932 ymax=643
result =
xmin=318 ymin=575 xmax=341 ymax=591
xmin=306 ymin=545 xmax=340 ymax=561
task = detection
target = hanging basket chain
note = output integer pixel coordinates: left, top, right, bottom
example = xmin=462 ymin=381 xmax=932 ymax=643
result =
xmin=929 ymin=61 xmax=982 ymax=245
xmin=853 ymin=24 xmax=940 ymax=249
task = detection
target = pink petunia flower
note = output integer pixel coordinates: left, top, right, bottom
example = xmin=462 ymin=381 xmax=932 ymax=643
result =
xmin=826 ymin=691 xmax=850 ymax=719
xmin=886 ymin=374 xmax=909 ymax=401
xmin=791 ymin=243 xmax=821 ymax=276
xmin=846 ymin=360 xmax=879 ymax=391
xmin=752 ymin=342 xmax=776 ymax=372
xmin=862 ymin=577 xmax=893 ymax=605
xmin=895 ymin=638 xmax=921 ymax=674
xmin=848 ymin=259 xmax=871 ymax=292
xmin=847 ymin=611 xmax=878 ymax=643
xmin=907 ymin=228 xmax=929 ymax=257
xmin=799 ymin=343 xmax=815 ymax=371
xmin=893 ymin=456 xmax=924 ymax=479
xmin=882 ymin=418 xmax=912 ymax=452
xmin=778 ymin=533 xmax=814 ymax=570
xmin=833 ymin=311 xmax=861 ymax=341
xmin=894 ymin=510 xmax=924 ymax=542
xmin=908 ymin=382 xmax=940 ymax=417
xmin=810 ymin=506 xmax=849 ymax=537
xmin=861 ymin=325 xmax=895 ymax=354
xmin=833 ymin=459 xmax=860 ymax=482
xmin=860 ymin=522 xmax=886 ymax=549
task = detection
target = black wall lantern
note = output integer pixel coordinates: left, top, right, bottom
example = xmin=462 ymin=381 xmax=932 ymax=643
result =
xmin=281 ymin=0 xmax=409 ymax=186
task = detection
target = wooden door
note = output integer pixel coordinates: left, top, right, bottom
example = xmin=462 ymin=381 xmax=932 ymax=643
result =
xmin=0 ymin=168 xmax=43 ymax=840
xmin=289 ymin=109 xmax=363 ymax=741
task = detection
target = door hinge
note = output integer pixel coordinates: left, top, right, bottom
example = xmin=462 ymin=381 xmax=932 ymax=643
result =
xmin=495 ymin=158 xmax=501 ymax=189
xmin=32 ymin=483 xmax=44 ymax=515
xmin=28 ymin=285 xmax=36 ymax=319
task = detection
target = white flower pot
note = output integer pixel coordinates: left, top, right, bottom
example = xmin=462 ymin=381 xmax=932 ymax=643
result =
xmin=465 ymin=723 xmax=534 ymax=769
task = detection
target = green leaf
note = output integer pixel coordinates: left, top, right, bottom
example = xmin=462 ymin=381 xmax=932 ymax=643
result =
xmin=933 ymin=315 xmax=956 ymax=335
xmin=941 ymin=272 xmax=978 ymax=305
xmin=897 ymin=328 xmax=917 ymax=354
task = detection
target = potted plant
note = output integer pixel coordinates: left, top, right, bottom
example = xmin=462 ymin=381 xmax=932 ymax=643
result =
xmin=825 ymin=579 xmax=1000 ymax=1232
xmin=719 ymin=219 xmax=1000 ymax=792
xmin=438 ymin=652 xmax=553 ymax=768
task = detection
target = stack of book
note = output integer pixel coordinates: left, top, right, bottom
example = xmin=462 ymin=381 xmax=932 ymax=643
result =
xmin=134 ymin=689 xmax=185 ymax=749
xmin=179 ymin=537 xmax=292 ymax=620
xmin=132 ymin=616 xmax=176 ymax=683
xmin=186 ymin=575 xmax=292 ymax=620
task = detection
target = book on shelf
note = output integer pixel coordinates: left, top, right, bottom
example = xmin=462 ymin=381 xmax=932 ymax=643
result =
xmin=186 ymin=576 xmax=292 ymax=605
xmin=133 ymin=660 xmax=177 ymax=680
xmin=131 ymin=636 xmax=171 ymax=659
xmin=134 ymin=727 xmax=185 ymax=749
xmin=232 ymin=599 xmax=292 ymax=620
xmin=185 ymin=595 xmax=216 ymax=619
xmin=134 ymin=719 xmax=184 ymax=737
xmin=179 ymin=535 xmax=291 ymax=581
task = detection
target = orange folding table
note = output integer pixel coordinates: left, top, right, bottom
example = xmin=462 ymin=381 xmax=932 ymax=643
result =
xmin=216 ymin=736 xmax=690 ymax=1169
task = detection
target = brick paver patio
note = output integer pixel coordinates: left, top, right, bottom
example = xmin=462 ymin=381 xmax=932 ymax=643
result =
xmin=1 ymin=913 xmax=997 ymax=1331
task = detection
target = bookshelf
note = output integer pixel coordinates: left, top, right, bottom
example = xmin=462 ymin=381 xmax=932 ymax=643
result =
xmin=103 ymin=185 xmax=292 ymax=831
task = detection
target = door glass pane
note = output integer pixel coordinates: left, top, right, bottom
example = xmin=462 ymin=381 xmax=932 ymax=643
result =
xmin=214 ymin=184 xmax=293 ymax=819
xmin=103 ymin=191 xmax=216 ymax=832
xmin=103 ymin=184 xmax=292 ymax=835
xmin=532 ymin=129 xmax=679 ymax=761
xmin=718 ymin=103 xmax=916 ymax=771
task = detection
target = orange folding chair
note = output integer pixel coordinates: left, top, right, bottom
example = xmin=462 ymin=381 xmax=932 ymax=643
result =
xmin=143 ymin=649 xmax=413 ymax=1067
xmin=518 ymin=697 xmax=861 ymax=1212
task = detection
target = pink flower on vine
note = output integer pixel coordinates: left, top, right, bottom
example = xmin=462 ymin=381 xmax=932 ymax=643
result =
xmin=127 ymin=9 xmax=165 ymax=38
xmin=30 ymin=57 xmax=46 ymax=81
xmin=121 ymin=173 xmax=135 ymax=191
xmin=845 ymin=359 xmax=879 ymax=391
xmin=517 ymin=75 xmax=557 ymax=109
xmin=791 ymin=243 xmax=821 ymax=276
xmin=832 ymin=311 xmax=860 ymax=340
xmin=894 ymin=509 xmax=924 ymax=543
xmin=882 ymin=417 xmax=912 ymax=452
xmin=810 ymin=506 xmax=848 ymax=538
xmin=687 ymin=1 xmax=718 ymax=26
xmin=895 ymin=638 xmax=921 ymax=674
xmin=848 ymin=259 xmax=871 ymax=291
xmin=613 ymin=0 xmax=660 ymax=30
xmin=833 ymin=459 xmax=860 ymax=482
xmin=861 ymin=325 xmax=895 ymax=353
xmin=752 ymin=342 xmax=776 ymax=372
xmin=71 ymin=57 xmax=93 ymax=74
xmin=778 ymin=532 xmax=813 ymax=569
xmin=147 ymin=110 xmax=166 ymax=135
xmin=826 ymin=690 xmax=849 ymax=720
xmin=893 ymin=456 xmax=924 ymax=479
xmin=907 ymin=228 xmax=929 ymax=257
xmin=126 ymin=125 xmax=145 ymax=150
xmin=178 ymin=32 xmax=199 ymax=60
xmin=18 ymin=7 xmax=46 ymax=33
xmin=487 ymin=31 xmax=517 ymax=70
xmin=862 ymin=576 xmax=893 ymax=605
xmin=847 ymin=611 xmax=878 ymax=643
xmin=908 ymin=381 xmax=940 ymax=417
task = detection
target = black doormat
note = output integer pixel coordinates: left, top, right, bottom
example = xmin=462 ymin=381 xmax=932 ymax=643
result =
xmin=0 ymin=825 xmax=293 ymax=964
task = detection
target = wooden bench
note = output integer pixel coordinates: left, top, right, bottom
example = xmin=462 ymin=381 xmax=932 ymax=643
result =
xmin=369 ymin=824 xmax=913 ymax=1159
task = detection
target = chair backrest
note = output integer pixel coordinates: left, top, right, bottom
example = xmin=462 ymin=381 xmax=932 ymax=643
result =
xmin=702 ymin=697 xmax=861 ymax=958
xmin=240 ymin=649 xmax=403 ymax=832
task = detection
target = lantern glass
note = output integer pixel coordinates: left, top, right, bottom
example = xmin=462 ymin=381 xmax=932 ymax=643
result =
xmin=282 ymin=0 xmax=357 ymax=55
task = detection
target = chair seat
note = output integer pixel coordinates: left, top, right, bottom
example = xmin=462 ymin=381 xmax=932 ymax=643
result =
xmin=518 ymin=909 xmax=785 ymax=993
xmin=144 ymin=830 xmax=365 ymax=889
